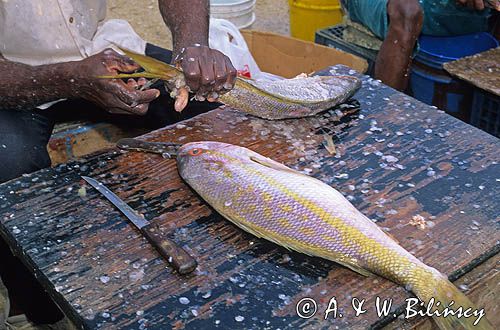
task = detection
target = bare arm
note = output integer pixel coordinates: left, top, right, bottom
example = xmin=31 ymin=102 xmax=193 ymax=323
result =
xmin=0 ymin=56 xmax=76 ymax=110
xmin=0 ymin=50 xmax=160 ymax=114
xmin=456 ymin=0 xmax=498 ymax=10
xmin=158 ymin=0 xmax=209 ymax=56
xmin=158 ymin=0 xmax=237 ymax=111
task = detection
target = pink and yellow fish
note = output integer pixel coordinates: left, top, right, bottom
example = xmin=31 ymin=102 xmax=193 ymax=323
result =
xmin=175 ymin=141 xmax=492 ymax=330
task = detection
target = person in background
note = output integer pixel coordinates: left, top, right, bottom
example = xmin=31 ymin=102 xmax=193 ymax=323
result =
xmin=0 ymin=0 xmax=236 ymax=327
xmin=340 ymin=0 xmax=498 ymax=91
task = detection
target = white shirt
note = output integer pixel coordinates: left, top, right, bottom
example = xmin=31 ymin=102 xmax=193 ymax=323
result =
xmin=0 ymin=0 xmax=146 ymax=66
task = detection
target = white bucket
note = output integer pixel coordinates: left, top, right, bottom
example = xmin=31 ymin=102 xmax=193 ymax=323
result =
xmin=210 ymin=0 xmax=256 ymax=29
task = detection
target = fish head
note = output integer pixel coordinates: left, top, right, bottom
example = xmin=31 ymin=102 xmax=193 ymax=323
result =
xmin=177 ymin=141 xmax=246 ymax=179
xmin=176 ymin=141 xmax=254 ymax=202
xmin=177 ymin=141 xmax=301 ymax=180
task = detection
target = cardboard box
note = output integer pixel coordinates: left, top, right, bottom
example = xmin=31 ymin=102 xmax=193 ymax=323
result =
xmin=241 ymin=30 xmax=368 ymax=78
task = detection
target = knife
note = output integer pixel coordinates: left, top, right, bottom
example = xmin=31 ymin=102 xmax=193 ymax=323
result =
xmin=81 ymin=176 xmax=197 ymax=275
xmin=117 ymin=138 xmax=181 ymax=158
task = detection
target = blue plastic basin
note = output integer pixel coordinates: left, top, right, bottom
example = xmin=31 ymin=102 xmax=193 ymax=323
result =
xmin=415 ymin=32 xmax=499 ymax=69
xmin=410 ymin=66 xmax=464 ymax=113
xmin=410 ymin=32 xmax=499 ymax=115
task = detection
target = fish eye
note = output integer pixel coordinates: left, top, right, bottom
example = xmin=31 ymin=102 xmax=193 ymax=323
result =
xmin=188 ymin=148 xmax=204 ymax=156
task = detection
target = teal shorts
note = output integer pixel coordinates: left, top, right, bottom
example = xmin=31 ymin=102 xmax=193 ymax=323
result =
xmin=342 ymin=0 xmax=491 ymax=39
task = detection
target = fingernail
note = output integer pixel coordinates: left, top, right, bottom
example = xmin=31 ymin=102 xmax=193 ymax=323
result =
xmin=175 ymin=98 xmax=187 ymax=112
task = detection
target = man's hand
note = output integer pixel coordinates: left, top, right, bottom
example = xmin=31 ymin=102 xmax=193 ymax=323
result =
xmin=456 ymin=0 xmax=486 ymax=10
xmin=174 ymin=45 xmax=237 ymax=103
xmin=72 ymin=49 xmax=160 ymax=115
xmin=158 ymin=0 xmax=237 ymax=112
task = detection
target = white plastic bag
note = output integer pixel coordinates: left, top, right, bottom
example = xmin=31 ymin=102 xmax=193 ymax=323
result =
xmin=209 ymin=19 xmax=261 ymax=79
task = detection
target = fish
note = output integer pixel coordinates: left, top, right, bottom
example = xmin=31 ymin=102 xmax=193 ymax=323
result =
xmin=485 ymin=0 xmax=500 ymax=10
xmin=174 ymin=141 xmax=492 ymax=330
xmin=101 ymin=48 xmax=361 ymax=120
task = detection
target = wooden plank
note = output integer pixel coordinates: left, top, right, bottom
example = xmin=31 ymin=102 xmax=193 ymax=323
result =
xmin=48 ymin=121 xmax=147 ymax=165
xmin=1 ymin=67 xmax=499 ymax=329
xmin=443 ymin=47 xmax=500 ymax=96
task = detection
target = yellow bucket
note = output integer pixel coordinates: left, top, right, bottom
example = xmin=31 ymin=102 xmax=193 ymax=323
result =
xmin=289 ymin=0 xmax=343 ymax=41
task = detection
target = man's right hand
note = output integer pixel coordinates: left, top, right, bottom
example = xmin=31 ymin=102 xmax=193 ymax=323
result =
xmin=71 ymin=49 xmax=160 ymax=115
xmin=456 ymin=0 xmax=486 ymax=10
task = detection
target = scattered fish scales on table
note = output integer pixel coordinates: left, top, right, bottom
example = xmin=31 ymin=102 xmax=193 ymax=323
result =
xmin=101 ymin=48 xmax=361 ymax=120
xmin=97 ymin=50 xmax=490 ymax=328
xmin=116 ymin=139 xmax=493 ymax=330
xmin=1 ymin=66 xmax=497 ymax=329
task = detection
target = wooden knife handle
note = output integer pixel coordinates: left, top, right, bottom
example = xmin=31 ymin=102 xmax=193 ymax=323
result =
xmin=140 ymin=223 xmax=198 ymax=275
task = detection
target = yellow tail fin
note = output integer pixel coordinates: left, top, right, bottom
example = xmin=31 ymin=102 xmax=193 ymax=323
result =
xmin=97 ymin=47 xmax=180 ymax=80
xmin=413 ymin=275 xmax=493 ymax=330
xmin=118 ymin=48 xmax=180 ymax=79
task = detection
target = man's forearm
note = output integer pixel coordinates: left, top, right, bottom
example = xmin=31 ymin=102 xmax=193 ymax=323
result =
xmin=0 ymin=58 xmax=76 ymax=110
xmin=158 ymin=0 xmax=210 ymax=57
xmin=157 ymin=0 xmax=237 ymax=104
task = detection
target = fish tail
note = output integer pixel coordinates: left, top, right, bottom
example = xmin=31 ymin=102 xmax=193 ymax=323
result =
xmin=412 ymin=271 xmax=493 ymax=330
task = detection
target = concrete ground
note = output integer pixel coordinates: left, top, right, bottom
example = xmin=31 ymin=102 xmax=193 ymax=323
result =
xmin=107 ymin=0 xmax=290 ymax=50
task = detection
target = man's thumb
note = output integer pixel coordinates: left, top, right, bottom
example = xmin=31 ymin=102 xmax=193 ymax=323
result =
xmin=174 ymin=87 xmax=189 ymax=112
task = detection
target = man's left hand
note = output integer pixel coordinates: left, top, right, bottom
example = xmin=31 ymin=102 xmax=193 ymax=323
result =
xmin=174 ymin=45 xmax=237 ymax=105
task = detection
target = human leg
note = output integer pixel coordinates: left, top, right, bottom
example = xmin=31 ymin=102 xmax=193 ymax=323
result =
xmin=342 ymin=0 xmax=423 ymax=91
xmin=0 ymin=237 xmax=64 ymax=325
xmin=0 ymin=108 xmax=63 ymax=324
xmin=375 ymin=0 xmax=423 ymax=91
xmin=0 ymin=109 xmax=54 ymax=183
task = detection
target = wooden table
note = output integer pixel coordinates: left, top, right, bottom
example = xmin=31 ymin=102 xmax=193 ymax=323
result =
xmin=444 ymin=47 xmax=500 ymax=97
xmin=443 ymin=47 xmax=499 ymax=137
xmin=1 ymin=67 xmax=499 ymax=330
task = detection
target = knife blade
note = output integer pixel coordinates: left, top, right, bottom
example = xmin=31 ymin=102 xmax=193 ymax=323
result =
xmin=82 ymin=176 xmax=197 ymax=275
xmin=117 ymin=138 xmax=181 ymax=158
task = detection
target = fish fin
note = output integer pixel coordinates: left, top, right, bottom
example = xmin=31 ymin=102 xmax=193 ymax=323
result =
xmin=286 ymin=242 xmax=373 ymax=277
xmin=216 ymin=207 xmax=272 ymax=241
xmin=249 ymin=155 xmax=329 ymax=191
xmin=332 ymin=259 xmax=373 ymax=277
xmin=97 ymin=72 xmax=163 ymax=79
xmin=117 ymin=47 xmax=180 ymax=80
xmin=249 ymin=155 xmax=294 ymax=172
xmin=249 ymin=155 xmax=310 ymax=178
xmin=217 ymin=207 xmax=374 ymax=278
xmin=415 ymin=273 xmax=494 ymax=330
xmin=384 ymin=231 xmax=400 ymax=245
xmin=216 ymin=206 xmax=298 ymax=249
xmin=256 ymin=225 xmax=374 ymax=277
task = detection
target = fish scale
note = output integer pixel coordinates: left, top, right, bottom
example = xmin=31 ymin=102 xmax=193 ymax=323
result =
xmin=176 ymin=141 xmax=493 ymax=330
